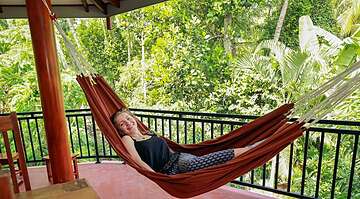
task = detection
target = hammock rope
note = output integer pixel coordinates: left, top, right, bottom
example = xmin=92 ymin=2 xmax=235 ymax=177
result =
xmin=294 ymin=61 xmax=360 ymax=107
xmin=40 ymin=0 xmax=57 ymax=20
xmin=300 ymin=72 xmax=360 ymax=125
xmin=54 ymin=21 xmax=96 ymax=75
xmin=293 ymin=62 xmax=360 ymax=124
xmin=39 ymin=0 xmax=95 ymax=75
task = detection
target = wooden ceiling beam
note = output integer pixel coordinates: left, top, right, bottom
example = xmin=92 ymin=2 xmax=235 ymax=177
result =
xmin=108 ymin=0 xmax=120 ymax=8
xmin=90 ymin=0 xmax=107 ymax=14
xmin=81 ymin=0 xmax=89 ymax=12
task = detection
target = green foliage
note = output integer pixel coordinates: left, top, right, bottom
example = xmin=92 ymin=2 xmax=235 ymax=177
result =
xmin=76 ymin=19 xmax=127 ymax=84
xmin=263 ymin=0 xmax=339 ymax=48
xmin=336 ymin=0 xmax=360 ymax=36
xmin=0 ymin=20 xmax=40 ymax=112
xmin=0 ymin=0 xmax=360 ymax=198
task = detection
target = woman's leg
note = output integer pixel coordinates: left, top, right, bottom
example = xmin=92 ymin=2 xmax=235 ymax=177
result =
xmin=234 ymin=138 xmax=267 ymax=157
xmin=176 ymin=139 xmax=268 ymax=173
xmin=234 ymin=147 xmax=250 ymax=157
xmin=177 ymin=149 xmax=235 ymax=173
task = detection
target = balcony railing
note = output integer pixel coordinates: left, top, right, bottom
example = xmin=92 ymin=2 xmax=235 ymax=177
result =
xmin=0 ymin=108 xmax=359 ymax=199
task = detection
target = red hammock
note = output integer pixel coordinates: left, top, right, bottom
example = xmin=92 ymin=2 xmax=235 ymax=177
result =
xmin=77 ymin=74 xmax=304 ymax=198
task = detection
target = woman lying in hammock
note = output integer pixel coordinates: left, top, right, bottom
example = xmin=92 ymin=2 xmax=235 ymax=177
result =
xmin=112 ymin=109 xmax=264 ymax=175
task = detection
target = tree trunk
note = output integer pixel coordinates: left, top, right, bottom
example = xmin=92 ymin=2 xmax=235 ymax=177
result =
xmin=273 ymin=0 xmax=289 ymax=42
xmin=128 ymin=32 xmax=132 ymax=63
xmin=55 ymin=34 xmax=69 ymax=69
xmin=269 ymin=0 xmax=289 ymax=188
xmin=114 ymin=17 xmax=132 ymax=63
xmin=267 ymin=2 xmax=272 ymax=18
xmin=141 ymin=31 xmax=147 ymax=100
xmin=224 ymin=14 xmax=233 ymax=56
xmin=67 ymin=19 xmax=81 ymax=48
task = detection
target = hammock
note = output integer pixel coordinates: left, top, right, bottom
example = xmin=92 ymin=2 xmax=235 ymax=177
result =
xmin=77 ymin=74 xmax=304 ymax=198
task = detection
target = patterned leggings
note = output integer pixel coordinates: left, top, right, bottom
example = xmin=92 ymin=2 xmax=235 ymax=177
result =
xmin=164 ymin=149 xmax=235 ymax=175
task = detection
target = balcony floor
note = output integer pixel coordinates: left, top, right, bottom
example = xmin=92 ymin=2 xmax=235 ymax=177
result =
xmin=21 ymin=162 xmax=275 ymax=199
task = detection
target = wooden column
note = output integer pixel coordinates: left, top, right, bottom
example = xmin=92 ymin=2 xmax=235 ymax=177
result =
xmin=25 ymin=0 xmax=74 ymax=183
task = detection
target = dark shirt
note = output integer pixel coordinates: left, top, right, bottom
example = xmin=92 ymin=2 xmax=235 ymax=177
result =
xmin=133 ymin=133 xmax=171 ymax=172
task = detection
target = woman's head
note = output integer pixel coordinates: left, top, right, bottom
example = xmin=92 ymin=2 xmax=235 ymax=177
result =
xmin=111 ymin=108 xmax=138 ymax=136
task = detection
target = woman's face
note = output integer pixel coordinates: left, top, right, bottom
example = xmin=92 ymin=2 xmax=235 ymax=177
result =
xmin=114 ymin=112 xmax=138 ymax=135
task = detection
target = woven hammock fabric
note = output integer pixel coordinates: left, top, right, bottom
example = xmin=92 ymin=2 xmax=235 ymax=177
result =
xmin=77 ymin=74 xmax=304 ymax=198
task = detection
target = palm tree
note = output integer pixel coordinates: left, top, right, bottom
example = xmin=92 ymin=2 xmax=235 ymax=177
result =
xmin=234 ymin=15 xmax=359 ymax=189
xmin=274 ymin=0 xmax=289 ymax=42
xmin=336 ymin=0 xmax=360 ymax=36
xmin=236 ymin=16 xmax=351 ymax=103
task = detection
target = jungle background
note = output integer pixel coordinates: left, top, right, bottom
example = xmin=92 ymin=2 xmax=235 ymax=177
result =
xmin=0 ymin=0 xmax=359 ymax=198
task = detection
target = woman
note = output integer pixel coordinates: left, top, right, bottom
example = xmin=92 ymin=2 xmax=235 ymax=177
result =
xmin=112 ymin=109 xmax=263 ymax=175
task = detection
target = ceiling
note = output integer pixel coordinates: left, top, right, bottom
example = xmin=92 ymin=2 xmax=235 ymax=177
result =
xmin=0 ymin=0 xmax=166 ymax=19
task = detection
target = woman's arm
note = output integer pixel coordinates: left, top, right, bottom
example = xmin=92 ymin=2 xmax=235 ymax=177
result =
xmin=121 ymin=136 xmax=154 ymax=172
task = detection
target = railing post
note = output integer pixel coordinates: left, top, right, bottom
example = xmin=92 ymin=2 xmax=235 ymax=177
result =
xmin=92 ymin=116 xmax=101 ymax=164
xmin=177 ymin=113 xmax=183 ymax=143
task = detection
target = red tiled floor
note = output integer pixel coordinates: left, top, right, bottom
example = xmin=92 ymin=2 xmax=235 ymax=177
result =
xmin=21 ymin=162 xmax=275 ymax=199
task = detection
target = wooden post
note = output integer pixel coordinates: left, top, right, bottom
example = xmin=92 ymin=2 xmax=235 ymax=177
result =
xmin=25 ymin=0 xmax=74 ymax=183
xmin=106 ymin=17 xmax=112 ymax=30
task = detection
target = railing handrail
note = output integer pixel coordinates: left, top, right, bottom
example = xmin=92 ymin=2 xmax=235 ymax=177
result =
xmin=1 ymin=108 xmax=360 ymax=126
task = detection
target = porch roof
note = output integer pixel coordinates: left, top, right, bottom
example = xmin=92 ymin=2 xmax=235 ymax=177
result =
xmin=0 ymin=0 xmax=166 ymax=19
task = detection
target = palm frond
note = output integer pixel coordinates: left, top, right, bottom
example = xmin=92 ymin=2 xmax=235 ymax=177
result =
xmin=236 ymin=54 xmax=256 ymax=71
xmin=255 ymin=39 xmax=289 ymax=62
xmin=337 ymin=9 xmax=354 ymax=35
xmin=281 ymin=50 xmax=309 ymax=86
xmin=337 ymin=0 xmax=360 ymax=35
xmin=299 ymin=16 xmax=320 ymax=53
xmin=315 ymin=26 xmax=344 ymax=49
xmin=234 ymin=54 xmax=275 ymax=82
xmin=352 ymin=0 xmax=360 ymax=19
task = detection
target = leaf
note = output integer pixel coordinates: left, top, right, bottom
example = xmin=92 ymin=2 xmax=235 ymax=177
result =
xmin=315 ymin=26 xmax=344 ymax=50
xmin=335 ymin=44 xmax=357 ymax=66
xmin=255 ymin=39 xmax=289 ymax=62
xmin=299 ymin=16 xmax=320 ymax=53
xmin=337 ymin=8 xmax=354 ymax=35
xmin=283 ymin=50 xmax=309 ymax=85
xmin=337 ymin=0 xmax=360 ymax=35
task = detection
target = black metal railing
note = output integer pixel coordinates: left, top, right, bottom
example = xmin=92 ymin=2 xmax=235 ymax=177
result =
xmin=0 ymin=108 xmax=359 ymax=199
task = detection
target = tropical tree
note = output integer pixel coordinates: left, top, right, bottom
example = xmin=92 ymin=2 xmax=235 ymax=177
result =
xmin=235 ymin=15 xmax=360 ymax=190
xmin=273 ymin=0 xmax=289 ymax=42
xmin=237 ymin=16 xmax=355 ymax=104
xmin=0 ymin=20 xmax=40 ymax=112
xmin=336 ymin=0 xmax=360 ymax=36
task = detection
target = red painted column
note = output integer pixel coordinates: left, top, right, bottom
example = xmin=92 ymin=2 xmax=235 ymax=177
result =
xmin=25 ymin=0 xmax=74 ymax=183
